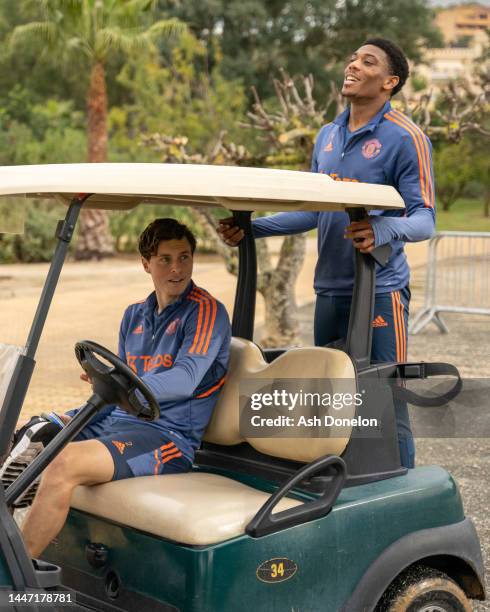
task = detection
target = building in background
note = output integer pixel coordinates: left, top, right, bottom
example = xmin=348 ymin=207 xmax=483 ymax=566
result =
xmin=413 ymin=3 xmax=488 ymax=94
xmin=434 ymin=2 xmax=489 ymax=46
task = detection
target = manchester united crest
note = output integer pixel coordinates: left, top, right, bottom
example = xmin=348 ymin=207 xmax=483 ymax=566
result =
xmin=362 ymin=138 xmax=382 ymax=159
xmin=166 ymin=318 xmax=181 ymax=335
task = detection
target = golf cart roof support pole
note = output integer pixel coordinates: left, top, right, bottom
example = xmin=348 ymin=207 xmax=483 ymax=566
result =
xmin=346 ymin=252 xmax=375 ymax=370
xmin=345 ymin=207 xmax=392 ymax=369
xmin=25 ymin=194 xmax=90 ymax=358
xmin=0 ymin=195 xmax=90 ymax=462
xmin=231 ymin=211 xmax=256 ymax=341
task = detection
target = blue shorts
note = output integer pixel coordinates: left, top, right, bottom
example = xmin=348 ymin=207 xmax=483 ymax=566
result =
xmin=74 ymin=416 xmax=192 ymax=481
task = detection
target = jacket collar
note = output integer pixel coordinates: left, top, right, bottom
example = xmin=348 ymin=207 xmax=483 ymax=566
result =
xmin=144 ymin=280 xmax=195 ymax=318
xmin=333 ymin=100 xmax=392 ymax=133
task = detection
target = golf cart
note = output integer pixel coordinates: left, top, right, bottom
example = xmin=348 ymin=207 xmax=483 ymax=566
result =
xmin=0 ymin=163 xmax=485 ymax=611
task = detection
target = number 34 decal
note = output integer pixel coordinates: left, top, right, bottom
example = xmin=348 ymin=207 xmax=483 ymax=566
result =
xmin=256 ymin=558 xmax=298 ymax=583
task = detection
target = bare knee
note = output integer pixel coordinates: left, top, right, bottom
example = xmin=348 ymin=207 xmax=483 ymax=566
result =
xmin=38 ymin=448 xmax=78 ymax=494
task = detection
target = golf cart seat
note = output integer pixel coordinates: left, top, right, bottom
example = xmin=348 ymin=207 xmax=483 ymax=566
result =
xmin=70 ymin=338 xmax=357 ymax=545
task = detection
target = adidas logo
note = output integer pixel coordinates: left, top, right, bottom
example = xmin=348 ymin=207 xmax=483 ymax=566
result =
xmin=132 ymin=325 xmax=143 ymax=334
xmin=111 ymin=440 xmax=133 ymax=455
xmin=372 ymin=315 xmax=388 ymax=328
xmin=324 ymin=142 xmax=333 ymax=152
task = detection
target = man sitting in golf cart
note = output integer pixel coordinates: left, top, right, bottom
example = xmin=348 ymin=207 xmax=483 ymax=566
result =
xmin=20 ymin=218 xmax=231 ymax=558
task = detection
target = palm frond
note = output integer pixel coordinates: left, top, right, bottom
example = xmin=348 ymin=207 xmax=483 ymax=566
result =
xmin=9 ymin=21 xmax=58 ymax=50
xmin=146 ymin=18 xmax=186 ymax=40
xmin=113 ymin=0 xmax=158 ymax=19
xmin=95 ymin=27 xmax=147 ymax=58
xmin=65 ymin=35 xmax=93 ymax=60
xmin=39 ymin=0 xmax=82 ymax=7
xmin=95 ymin=19 xmax=185 ymax=59
xmin=39 ymin=0 xmax=83 ymax=20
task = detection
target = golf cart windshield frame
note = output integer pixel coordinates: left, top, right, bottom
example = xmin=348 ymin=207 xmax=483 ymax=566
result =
xmin=0 ymin=195 xmax=89 ymax=461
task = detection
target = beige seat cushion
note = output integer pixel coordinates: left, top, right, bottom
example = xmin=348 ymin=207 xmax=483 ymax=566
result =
xmin=72 ymin=472 xmax=302 ymax=545
xmin=205 ymin=337 xmax=357 ymax=461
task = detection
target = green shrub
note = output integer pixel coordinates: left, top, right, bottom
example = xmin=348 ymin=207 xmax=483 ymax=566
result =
xmin=0 ymin=200 xmax=66 ymax=263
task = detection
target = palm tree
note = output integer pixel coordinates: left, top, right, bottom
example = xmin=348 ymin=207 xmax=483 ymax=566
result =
xmin=10 ymin=0 xmax=184 ymax=259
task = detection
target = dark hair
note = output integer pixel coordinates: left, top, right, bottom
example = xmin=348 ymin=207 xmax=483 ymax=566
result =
xmin=362 ymin=38 xmax=409 ymax=96
xmin=138 ymin=218 xmax=197 ymax=259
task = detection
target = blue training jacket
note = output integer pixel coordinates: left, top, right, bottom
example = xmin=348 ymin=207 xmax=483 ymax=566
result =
xmin=253 ymin=100 xmax=436 ymax=296
xmin=74 ymin=281 xmax=231 ymax=462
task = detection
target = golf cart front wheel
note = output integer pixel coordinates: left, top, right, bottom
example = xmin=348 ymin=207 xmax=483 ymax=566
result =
xmin=376 ymin=565 xmax=472 ymax=612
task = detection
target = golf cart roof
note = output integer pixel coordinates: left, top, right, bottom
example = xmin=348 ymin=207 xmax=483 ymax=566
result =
xmin=0 ymin=163 xmax=404 ymax=212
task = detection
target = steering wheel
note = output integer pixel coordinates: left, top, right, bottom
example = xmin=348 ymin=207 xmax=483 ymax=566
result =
xmin=75 ymin=340 xmax=160 ymax=421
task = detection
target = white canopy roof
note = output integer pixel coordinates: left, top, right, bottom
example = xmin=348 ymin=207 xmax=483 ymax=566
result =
xmin=0 ymin=163 xmax=404 ymax=212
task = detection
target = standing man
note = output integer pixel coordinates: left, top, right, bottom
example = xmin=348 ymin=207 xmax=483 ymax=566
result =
xmin=21 ymin=218 xmax=231 ymax=558
xmin=218 ymin=38 xmax=435 ymax=469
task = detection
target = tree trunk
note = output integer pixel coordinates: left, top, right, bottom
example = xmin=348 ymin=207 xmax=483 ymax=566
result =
xmin=74 ymin=60 xmax=114 ymax=260
xmin=190 ymin=208 xmax=238 ymax=275
xmin=258 ymin=234 xmax=306 ymax=347
xmin=484 ymin=189 xmax=490 ymax=218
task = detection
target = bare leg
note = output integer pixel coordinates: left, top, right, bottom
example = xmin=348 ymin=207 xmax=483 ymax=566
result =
xmin=21 ymin=440 xmax=114 ymax=558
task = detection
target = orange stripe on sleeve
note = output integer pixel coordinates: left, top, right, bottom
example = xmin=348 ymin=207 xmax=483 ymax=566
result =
xmin=388 ymin=111 xmax=430 ymax=200
xmin=196 ymin=376 xmax=227 ymax=398
xmin=188 ymin=296 xmax=204 ymax=353
xmin=392 ymin=110 xmax=434 ymax=208
xmin=196 ymin=295 xmax=211 ymax=354
xmin=188 ymin=288 xmax=220 ymax=355
xmin=202 ymin=296 xmax=217 ymax=355
xmin=386 ymin=111 xmax=430 ymax=207
xmin=385 ymin=112 xmax=433 ymax=208
xmin=192 ymin=288 xmax=214 ymax=353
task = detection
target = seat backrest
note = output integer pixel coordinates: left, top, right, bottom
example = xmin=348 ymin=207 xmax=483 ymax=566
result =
xmin=204 ymin=337 xmax=357 ymax=463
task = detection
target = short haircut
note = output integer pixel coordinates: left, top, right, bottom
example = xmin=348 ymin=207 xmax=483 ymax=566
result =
xmin=363 ymin=38 xmax=409 ymax=96
xmin=138 ymin=218 xmax=197 ymax=259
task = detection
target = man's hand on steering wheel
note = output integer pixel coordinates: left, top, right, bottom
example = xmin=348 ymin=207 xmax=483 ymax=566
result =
xmin=80 ymin=372 xmax=92 ymax=384
xmin=75 ymin=340 xmax=160 ymax=421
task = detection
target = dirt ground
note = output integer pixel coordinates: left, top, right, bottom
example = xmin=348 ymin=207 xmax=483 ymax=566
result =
xmin=1 ymin=237 xmax=489 ymax=607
